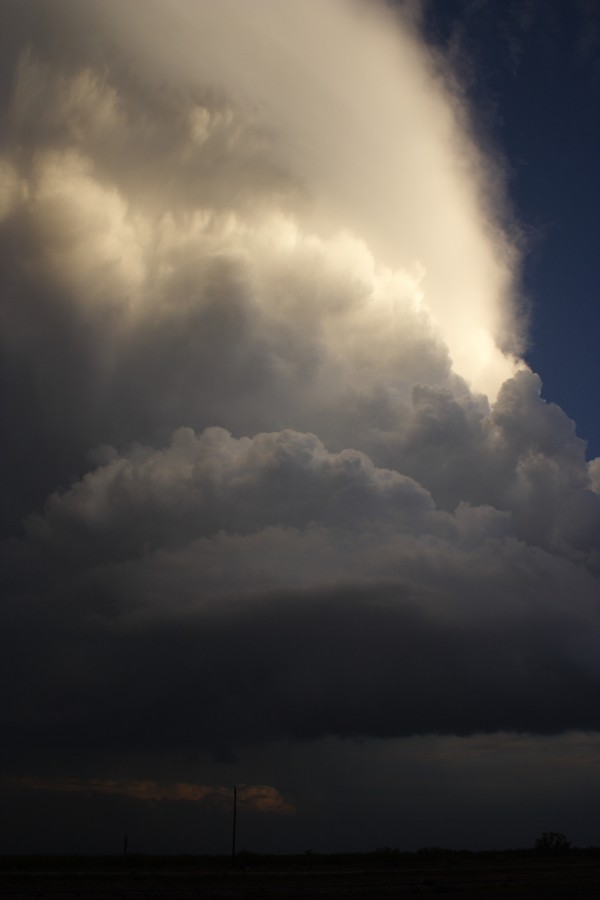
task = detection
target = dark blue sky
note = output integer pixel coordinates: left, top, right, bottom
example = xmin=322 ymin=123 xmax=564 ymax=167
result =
xmin=422 ymin=0 xmax=600 ymax=458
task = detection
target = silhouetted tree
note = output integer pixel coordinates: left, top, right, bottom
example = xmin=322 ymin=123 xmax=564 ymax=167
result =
xmin=535 ymin=831 xmax=571 ymax=855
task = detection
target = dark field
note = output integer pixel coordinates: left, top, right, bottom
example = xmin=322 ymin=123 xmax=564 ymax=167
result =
xmin=1 ymin=851 xmax=600 ymax=899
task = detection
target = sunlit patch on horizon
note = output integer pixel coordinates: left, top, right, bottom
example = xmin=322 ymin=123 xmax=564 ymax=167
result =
xmin=11 ymin=777 xmax=295 ymax=814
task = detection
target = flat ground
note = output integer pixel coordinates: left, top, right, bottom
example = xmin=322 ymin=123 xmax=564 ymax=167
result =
xmin=1 ymin=852 xmax=599 ymax=898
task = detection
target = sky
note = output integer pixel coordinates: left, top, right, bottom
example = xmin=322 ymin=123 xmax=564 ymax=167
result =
xmin=422 ymin=0 xmax=600 ymax=460
xmin=0 ymin=0 xmax=599 ymax=855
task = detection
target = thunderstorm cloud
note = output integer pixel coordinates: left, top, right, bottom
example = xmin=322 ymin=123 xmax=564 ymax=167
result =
xmin=1 ymin=0 xmax=599 ymax=786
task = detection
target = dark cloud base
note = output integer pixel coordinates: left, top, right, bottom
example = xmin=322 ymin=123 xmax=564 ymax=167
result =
xmin=3 ymin=579 xmax=599 ymax=769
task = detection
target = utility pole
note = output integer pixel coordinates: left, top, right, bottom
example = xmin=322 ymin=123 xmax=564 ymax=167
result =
xmin=231 ymin=786 xmax=237 ymax=865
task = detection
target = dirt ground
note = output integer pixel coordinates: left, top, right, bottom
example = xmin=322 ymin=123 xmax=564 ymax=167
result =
xmin=1 ymin=853 xmax=599 ymax=898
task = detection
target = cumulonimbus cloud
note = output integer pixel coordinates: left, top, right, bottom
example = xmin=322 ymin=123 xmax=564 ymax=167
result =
xmin=0 ymin=0 xmax=599 ymax=770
